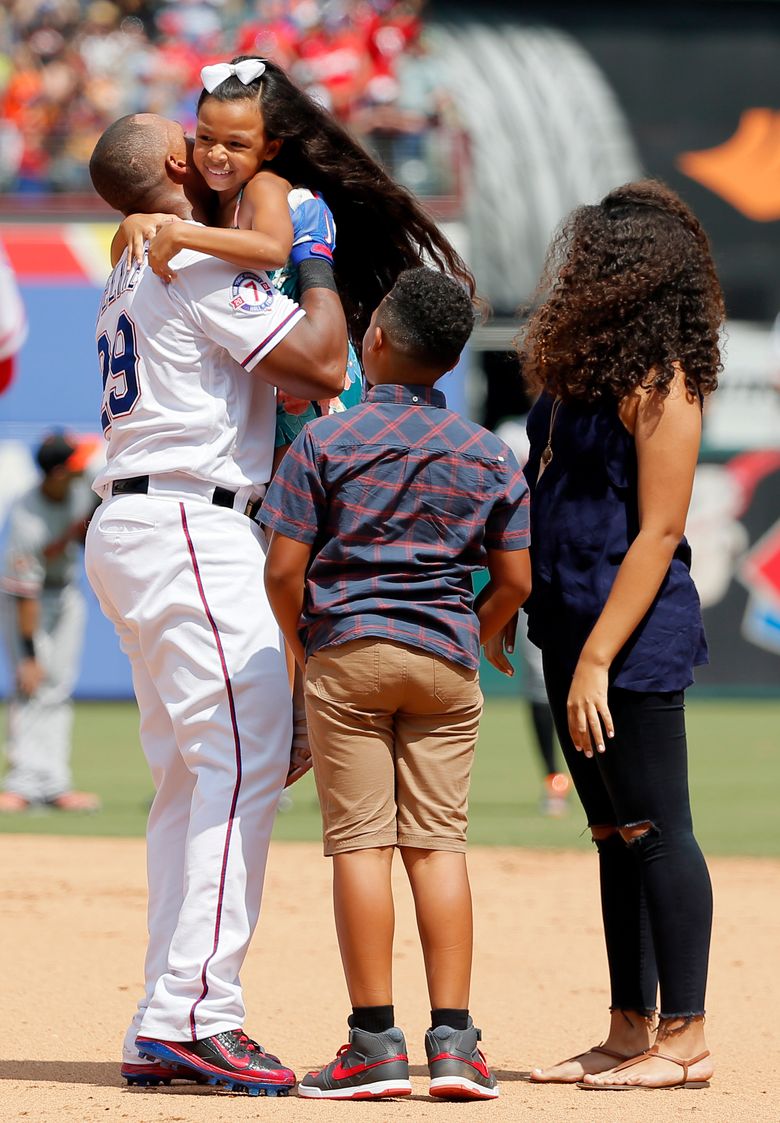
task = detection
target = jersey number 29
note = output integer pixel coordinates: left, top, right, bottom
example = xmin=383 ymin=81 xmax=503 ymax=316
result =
xmin=97 ymin=312 xmax=140 ymax=435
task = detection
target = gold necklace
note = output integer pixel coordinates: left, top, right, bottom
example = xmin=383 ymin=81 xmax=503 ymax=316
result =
xmin=537 ymin=398 xmax=561 ymax=482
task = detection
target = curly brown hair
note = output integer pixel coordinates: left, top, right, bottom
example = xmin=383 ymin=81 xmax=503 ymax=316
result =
xmin=517 ymin=180 xmax=724 ymax=403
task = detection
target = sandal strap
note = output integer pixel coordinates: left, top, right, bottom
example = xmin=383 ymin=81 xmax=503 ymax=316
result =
xmin=609 ymin=1045 xmax=711 ymax=1079
xmin=590 ymin=1045 xmax=630 ymax=1061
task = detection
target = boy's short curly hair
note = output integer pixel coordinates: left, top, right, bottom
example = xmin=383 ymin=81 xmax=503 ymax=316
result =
xmin=378 ymin=267 xmax=475 ymax=370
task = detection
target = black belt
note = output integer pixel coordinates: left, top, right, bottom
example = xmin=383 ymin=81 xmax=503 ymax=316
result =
xmin=111 ymin=476 xmax=263 ymax=522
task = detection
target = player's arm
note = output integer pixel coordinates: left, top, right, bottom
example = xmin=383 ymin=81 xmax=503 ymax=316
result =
xmin=148 ymin=173 xmax=294 ymax=282
xmin=260 ymin=267 xmax=347 ymax=400
xmin=566 ymin=369 xmax=702 ymax=754
xmin=176 ymin=195 xmax=346 ymax=400
xmin=14 ymin=594 xmax=44 ymax=697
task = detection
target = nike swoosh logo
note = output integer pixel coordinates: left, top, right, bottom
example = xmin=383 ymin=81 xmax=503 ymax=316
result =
xmin=331 ymin=1054 xmax=407 ymax=1081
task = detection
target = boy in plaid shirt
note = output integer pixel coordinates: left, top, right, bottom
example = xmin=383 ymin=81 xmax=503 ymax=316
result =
xmin=262 ymin=267 xmax=530 ymax=1101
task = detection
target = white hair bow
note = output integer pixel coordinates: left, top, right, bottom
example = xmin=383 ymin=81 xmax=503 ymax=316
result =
xmin=200 ymin=59 xmax=266 ymax=94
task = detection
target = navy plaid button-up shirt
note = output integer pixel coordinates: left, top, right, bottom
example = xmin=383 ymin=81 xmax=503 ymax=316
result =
xmin=262 ymin=383 xmax=530 ymax=669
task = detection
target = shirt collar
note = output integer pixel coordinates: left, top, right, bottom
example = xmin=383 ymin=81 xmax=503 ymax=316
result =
xmin=366 ymin=383 xmax=447 ymax=409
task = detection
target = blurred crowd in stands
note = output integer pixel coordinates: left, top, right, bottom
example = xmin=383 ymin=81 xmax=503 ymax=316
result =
xmin=0 ymin=0 xmax=459 ymax=198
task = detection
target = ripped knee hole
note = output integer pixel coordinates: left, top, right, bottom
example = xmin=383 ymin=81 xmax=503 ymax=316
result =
xmin=619 ymin=821 xmax=655 ymax=844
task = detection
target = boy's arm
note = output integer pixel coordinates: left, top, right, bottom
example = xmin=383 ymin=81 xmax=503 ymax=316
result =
xmin=261 ymin=426 xmax=326 ymax=670
xmin=475 ymin=547 xmax=531 ymax=653
xmin=148 ymin=174 xmax=294 ymax=281
xmin=478 ymin=451 xmax=532 ymax=674
xmin=264 ymin=531 xmax=311 ymax=670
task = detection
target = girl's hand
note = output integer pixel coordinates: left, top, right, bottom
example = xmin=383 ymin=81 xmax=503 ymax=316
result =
xmin=567 ymin=656 xmax=614 ymax=756
xmin=119 ymin=213 xmax=178 ymax=267
xmin=482 ymin=611 xmax=518 ymax=677
xmin=148 ymin=220 xmax=189 ymax=283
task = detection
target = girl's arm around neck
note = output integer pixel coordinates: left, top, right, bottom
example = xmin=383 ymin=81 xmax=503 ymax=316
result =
xmin=148 ymin=172 xmax=294 ymax=279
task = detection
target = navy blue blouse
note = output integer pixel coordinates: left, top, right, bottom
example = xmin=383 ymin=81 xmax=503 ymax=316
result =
xmin=524 ymin=392 xmax=708 ymax=691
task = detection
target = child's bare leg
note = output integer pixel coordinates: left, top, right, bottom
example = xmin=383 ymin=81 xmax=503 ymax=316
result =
xmin=333 ymin=846 xmax=395 ymax=1006
xmin=401 ymin=847 xmax=473 ymax=1009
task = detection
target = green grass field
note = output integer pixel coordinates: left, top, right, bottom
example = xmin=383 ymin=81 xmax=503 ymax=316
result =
xmin=1 ymin=698 xmax=777 ymax=856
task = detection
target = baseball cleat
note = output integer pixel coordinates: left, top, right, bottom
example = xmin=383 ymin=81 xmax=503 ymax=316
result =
xmin=135 ymin=1028 xmax=296 ymax=1096
xmin=121 ymin=1059 xmax=207 ymax=1086
xmin=298 ymin=1023 xmax=412 ymax=1099
xmin=425 ymin=1019 xmax=500 ymax=1099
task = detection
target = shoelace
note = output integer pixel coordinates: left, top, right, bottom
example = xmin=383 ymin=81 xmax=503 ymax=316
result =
xmin=231 ymin=1029 xmax=281 ymax=1065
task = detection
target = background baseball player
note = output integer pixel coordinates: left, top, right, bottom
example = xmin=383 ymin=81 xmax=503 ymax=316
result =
xmin=86 ymin=112 xmax=345 ymax=1094
xmin=0 ymin=432 xmax=100 ymax=813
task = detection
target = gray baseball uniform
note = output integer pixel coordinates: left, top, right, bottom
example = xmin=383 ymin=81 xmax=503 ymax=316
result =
xmin=1 ymin=480 xmax=93 ymax=800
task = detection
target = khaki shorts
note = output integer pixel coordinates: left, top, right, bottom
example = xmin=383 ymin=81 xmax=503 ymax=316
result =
xmin=304 ymin=638 xmax=483 ymax=856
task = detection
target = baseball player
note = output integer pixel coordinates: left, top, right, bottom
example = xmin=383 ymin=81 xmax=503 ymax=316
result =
xmin=0 ymin=245 xmax=27 ymax=395
xmin=86 ymin=112 xmax=346 ymax=1094
xmin=0 ymin=433 xmax=100 ymax=813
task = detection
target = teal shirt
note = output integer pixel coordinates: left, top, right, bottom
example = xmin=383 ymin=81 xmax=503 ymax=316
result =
xmin=272 ymin=261 xmax=364 ymax=448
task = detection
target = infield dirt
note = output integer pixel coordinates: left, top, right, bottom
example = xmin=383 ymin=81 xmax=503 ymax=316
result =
xmin=1 ymin=836 xmax=778 ymax=1122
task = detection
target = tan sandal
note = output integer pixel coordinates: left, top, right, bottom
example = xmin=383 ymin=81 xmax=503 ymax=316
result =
xmin=577 ymin=1044 xmax=712 ymax=1090
xmin=530 ymin=1045 xmax=631 ymax=1084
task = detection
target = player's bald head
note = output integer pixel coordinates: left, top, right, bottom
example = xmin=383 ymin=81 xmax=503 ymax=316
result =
xmin=90 ymin=114 xmax=185 ymax=215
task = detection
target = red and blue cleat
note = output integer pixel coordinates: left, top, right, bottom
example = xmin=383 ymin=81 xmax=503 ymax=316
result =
xmin=135 ymin=1028 xmax=296 ymax=1096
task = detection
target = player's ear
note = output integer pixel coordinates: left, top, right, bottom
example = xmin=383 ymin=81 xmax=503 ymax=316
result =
xmin=165 ymin=153 xmax=189 ymax=183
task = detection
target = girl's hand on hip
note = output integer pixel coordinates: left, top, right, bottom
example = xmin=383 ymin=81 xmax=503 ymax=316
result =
xmin=567 ymin=658 xmax=614 ymax=756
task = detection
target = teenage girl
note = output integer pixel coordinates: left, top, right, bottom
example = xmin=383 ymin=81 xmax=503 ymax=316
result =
xmin=489 ymin=181 xmax=722 ymax=1090
xmin=114 ymin=55 xmax=473 ymax=458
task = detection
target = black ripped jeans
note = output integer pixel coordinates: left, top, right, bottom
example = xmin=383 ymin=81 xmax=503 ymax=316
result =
xmin=543 ymin=652 xmax=713 ymax=1019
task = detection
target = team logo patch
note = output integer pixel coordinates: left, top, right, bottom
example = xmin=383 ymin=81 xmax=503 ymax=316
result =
xmin=230 ymin=271 xmax=274 ymax=314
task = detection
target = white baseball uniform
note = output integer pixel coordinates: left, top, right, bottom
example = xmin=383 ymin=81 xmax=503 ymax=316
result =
xmin=0 ymin=246 xmax=27 ymax=363
xmin=0 ymin=245 xmax=27 ymax=393
xmin=1 ymin=481 xmax=92 ymax=799
xmin=85 ymin=241 xmax=303 ymax=1060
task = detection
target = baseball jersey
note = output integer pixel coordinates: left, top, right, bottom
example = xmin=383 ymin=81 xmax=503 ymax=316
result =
xmin=92 ymin=231 xmax=305 ymax=497
xmin=1 ymin=482 xmax=93 ymax=596
xmin=0 ymin=246 xmax=27 ymax=362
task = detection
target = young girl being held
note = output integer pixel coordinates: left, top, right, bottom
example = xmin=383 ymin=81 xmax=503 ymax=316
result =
xmin=114 ymin=56 xmax=473 ymax=452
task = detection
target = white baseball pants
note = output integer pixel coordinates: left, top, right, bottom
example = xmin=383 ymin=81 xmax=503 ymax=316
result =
xmin=85 ymin=492 xmax=292 ymax=1056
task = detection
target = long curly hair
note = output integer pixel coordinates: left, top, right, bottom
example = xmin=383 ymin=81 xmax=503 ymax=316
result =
xmin=197 ymin=57 xmax=475 ymax=341
xmin=518 ymin=180 xmax=724 ymax=403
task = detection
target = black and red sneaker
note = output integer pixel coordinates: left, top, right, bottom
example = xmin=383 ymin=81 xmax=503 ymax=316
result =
xmin=135 ymin=1028 xmax=296 ymax=1096
xmin=425 ymin=1019 xmax=499 ymax=1099
xmin=298 ymin=1025 xmax=412 ymax=1100
xmin=120 ymin=1059 xmax=207 ymax=1086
